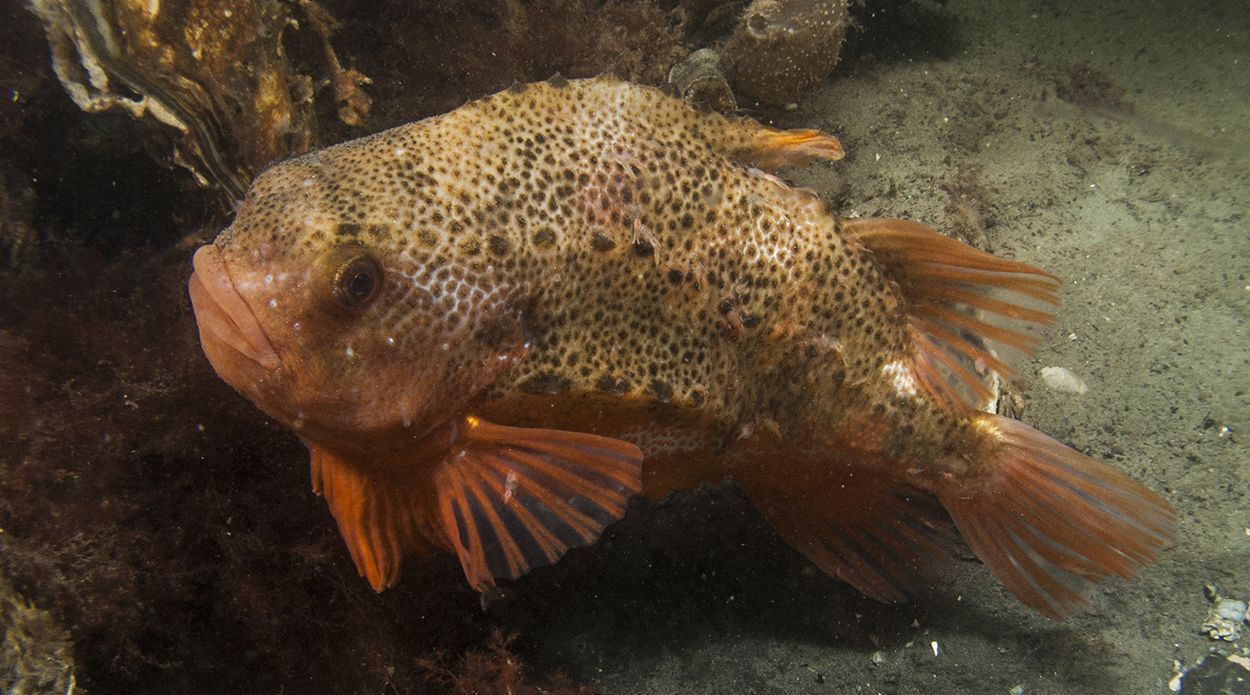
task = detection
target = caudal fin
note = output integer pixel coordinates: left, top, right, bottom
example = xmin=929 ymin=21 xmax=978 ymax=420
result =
xmin=938 ymin=414 xmax=1175 ymax=619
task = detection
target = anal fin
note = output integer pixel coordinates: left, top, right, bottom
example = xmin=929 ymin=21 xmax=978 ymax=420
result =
xmin=434 ymin=417 xmax=644 ymax=590
xmin=735 ymin=442 xmax=953 ymax=603
xmin=939 ymin=414 xmax=1176 ymax=619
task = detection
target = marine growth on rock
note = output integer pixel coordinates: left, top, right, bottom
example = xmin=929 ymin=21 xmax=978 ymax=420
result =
xmin=722 ymin=0 xmax=852 ymax=107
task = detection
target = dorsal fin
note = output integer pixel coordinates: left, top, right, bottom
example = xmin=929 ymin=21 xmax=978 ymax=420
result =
xmin=842 ymin=217 xmax=1061 ymax=414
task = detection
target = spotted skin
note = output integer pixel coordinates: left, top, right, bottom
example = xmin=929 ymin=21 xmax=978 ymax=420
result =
xmin=217 ymin=77 xmax=959 ymax=470
xmin=199 ymin=77 xmax=1174 ymax=616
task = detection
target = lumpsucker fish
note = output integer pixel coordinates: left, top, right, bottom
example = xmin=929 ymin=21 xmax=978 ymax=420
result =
xmin=188 ymin=76 xmax=1175 ymax=619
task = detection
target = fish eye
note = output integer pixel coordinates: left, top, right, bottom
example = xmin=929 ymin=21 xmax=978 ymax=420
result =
xmin=330 ymin=253 xmax=382 ymax=310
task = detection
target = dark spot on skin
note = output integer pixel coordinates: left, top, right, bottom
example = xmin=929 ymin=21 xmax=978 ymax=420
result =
xmin=649 ymin=379 xmax=673 ymax=403
xmin=533 ymin=228 xmax=556 ymax=247
xmin=594 ymin=375 xmax=631 ymax=394
xmin=489 ymin=235 xmax=511 ymax=255
xmin=417 ymin=229 xmax=439 ymax=246
xmin=336 ymin=222 xmax=362 ymax=237
xmin=460 ymin=238 xmax=481 ymax=255
xmin=667 ymin=269 xmax=684 ymax=284
xmin=592 ymin=231 xmax=616 ymax=252
xmin=689 ymin=389 xmax=706 ymax=407
xmin=519 ymin=372 xmax=571 ymax=395
xmin=741 ymin=314 xmax=760 ymax=328
xmin=633 ymin=239 xmax=654 ymax=257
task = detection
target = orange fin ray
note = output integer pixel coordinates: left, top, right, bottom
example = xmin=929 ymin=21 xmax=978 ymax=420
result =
xmin=740 ymin=127 xmax=845 ymax=170
xmin=913 ymin=317 xmax=1014 ymax=376
xmin=938 ymin=415 xmax=1175 ymax=619
xmin=844 ymin=217 xmax=1061 ymax=414
xmin=434 ymin=418 xmax=643 ymax=591
xmin=911 ymin=330 xmax=997 ymax=409
xmin=311 ymin=445 xmax=431 ymax=592
xmin=736 ymin=447 xmax=954 ymax=603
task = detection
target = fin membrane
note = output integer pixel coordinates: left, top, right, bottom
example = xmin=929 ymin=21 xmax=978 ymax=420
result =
xmin=434 ymin=417 xmax=644 ymax=590
xmin=844 ymin=217 xmax=1061 ymax=414
xmin=742 ymin=127 xmax=845 ymax=170
xmin=311 ymin=445 xmax=431 ymax=592
xmin=939 ymin=414 xmax=1176 ymax=619
xmin=736 ymin=445 xmax=953 ymax=603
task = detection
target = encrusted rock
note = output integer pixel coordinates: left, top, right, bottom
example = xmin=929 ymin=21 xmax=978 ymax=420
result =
xmin=721 ymin=0 xmax=851 ymax=107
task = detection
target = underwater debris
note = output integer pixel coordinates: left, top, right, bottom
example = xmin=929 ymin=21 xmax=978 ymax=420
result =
xmin=1056 ymin=62 xmax=1135 ymax=114
xmin=417 ymin=630 xmax=591 ymax=695
xmin=1040 ymin=366 xmax=1089 ymax=395
xmin=668 ymin=47 xmax=737 ymax=112
xmin=721 ymin=0 xmax=852 ymax=107
xmin=1202 ymin=586 xmax=1249 ymax=642
xmin=0 ymin=166 xmax=37 ymax=269
xmin=299 ymin=0 xmax=373 ymax=127
xmin=941 ymin=162 xmax=995 ymax=251
xmin=0 ymin=573 xmax=76 ymax=695
xmin=25 ymin=0 xmax=358 ymax=197
xmin=1170 ymin=652 xmax=1250 ymax=695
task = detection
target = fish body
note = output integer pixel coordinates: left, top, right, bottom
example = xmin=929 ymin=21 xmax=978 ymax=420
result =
xmin=189 ymin=77 xmax=1173 ymax=619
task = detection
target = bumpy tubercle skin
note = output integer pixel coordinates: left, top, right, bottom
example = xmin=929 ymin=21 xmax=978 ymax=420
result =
xmin=210 ymin=76 xmax=982 ymax=497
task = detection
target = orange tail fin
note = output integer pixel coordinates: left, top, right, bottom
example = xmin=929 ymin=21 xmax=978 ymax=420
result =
xmin=938 ymin=414 xmax=1175 ymax=619
xmin=844 ymin=217 xmax=1060 ymax=414
xmin=734 ymin=440 xmax=954 ymax=603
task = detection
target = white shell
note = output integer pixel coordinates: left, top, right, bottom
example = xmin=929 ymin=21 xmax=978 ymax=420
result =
xmin=1040 ymin=366 xmax=1088 ymax=394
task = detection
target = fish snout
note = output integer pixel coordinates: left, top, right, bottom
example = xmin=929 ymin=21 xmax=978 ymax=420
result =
xmin=189 ymin=245 xmax=282 ymax=375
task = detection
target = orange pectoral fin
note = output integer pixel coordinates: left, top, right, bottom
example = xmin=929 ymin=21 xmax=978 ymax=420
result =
xmin=310 ymin=445 xmax=434 ymax=592
xmin=433 ymin=417 xmax=644 ymax=591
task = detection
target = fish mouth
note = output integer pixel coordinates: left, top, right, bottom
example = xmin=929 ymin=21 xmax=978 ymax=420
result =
xmin=188 ymin=245 xmax=282 ymax=374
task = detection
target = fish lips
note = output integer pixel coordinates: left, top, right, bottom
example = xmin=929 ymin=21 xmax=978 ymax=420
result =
xmin=188 ymin=245 xmax=283 ymax=387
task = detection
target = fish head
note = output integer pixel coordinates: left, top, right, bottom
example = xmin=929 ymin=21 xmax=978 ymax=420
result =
xmin=188 ymin=152 xmax=527 ymax=455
